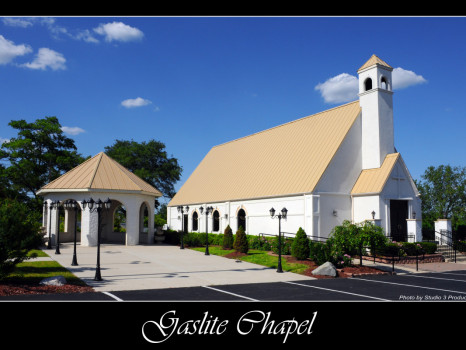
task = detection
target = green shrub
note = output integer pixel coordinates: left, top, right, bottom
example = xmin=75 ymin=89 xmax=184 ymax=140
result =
xmin=419 ymin=242 xmax=437 ymax=254
xmin=330 ymin=220 xmax=388 ymax=257
xmin=210 ymin=233 xmax=224 ymax=246
xmin=291 ymin=227 xmax=310 ymax=260
xmin=270 ymin=236 xmax=292 ymax=255
xmin=309 ymin=240 xmax=332 ymax=266
xmin=183 ymin=232 xmax=202 ymax=247
xmin=234 ymin=226 xmax=249 ymax=254
xmin=222 ymin=225 xmax=234 ymax=249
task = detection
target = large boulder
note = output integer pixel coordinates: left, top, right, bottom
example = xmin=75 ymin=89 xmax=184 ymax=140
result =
xmin=40 ymin=275 xmax=67 ymax=286
xmin=311 ymin=261 xmax=337 ymax=277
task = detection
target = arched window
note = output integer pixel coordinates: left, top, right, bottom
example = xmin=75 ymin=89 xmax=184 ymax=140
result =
xmin=237 ymin=209 xmax=246 ymax=232
xmin=381 ymin=76 xmax=389 ymax=90
xmin=364 ymin=78 xmax=372 ymax=91
xmin=213 ymin=210 xmax=220 ymax=232
xmin=192 ymin=212 xmax=198 ymax=231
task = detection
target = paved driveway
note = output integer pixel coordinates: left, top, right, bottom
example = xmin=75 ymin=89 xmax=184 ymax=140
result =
xmin=41 ymin=243 xmax=314 ymax=292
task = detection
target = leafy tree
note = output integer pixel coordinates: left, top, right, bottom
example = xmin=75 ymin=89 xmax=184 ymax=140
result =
xmin=1 ymin=116 xmax=85 ymax=210
xmin=0 ymin=198 xmax=43 ymax=279
xmin=415 ymin=165 xmax=466 ymax=230
xmin=233 ymin=226 xmax=249 ymax=254
xmin=291 ymin=227 xmax=310 ymax=260
xmin=104 ymin=139 xmax=182 ymax=208
xmin=222 ymin=225 xmax=234 ymax=249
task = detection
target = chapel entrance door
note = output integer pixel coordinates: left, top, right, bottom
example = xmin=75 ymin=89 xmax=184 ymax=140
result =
xmin=390 ymin=200 xmax=408 ymax=241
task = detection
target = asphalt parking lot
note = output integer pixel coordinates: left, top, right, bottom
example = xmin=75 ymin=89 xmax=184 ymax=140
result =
xmin=1 ymin=243 xmax=466 ymax=301
xmin=3 ymin=269 xmax=466 ymax=301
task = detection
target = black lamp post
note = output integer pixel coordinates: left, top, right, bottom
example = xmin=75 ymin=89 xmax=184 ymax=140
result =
xmin=82 ymin=197 xmax=112 ymax=281
xmin=177 ymin=205 xmax=189 ymax=249
xmin=54 ymin=200 xmax=62 ymax=255
xmin=64 ymin=199 xmax=79 ymax=266
xmin=269 ymin=207 xmax=288 ymax=273
xmin=199 ymin=206 xmax=213 ymax=255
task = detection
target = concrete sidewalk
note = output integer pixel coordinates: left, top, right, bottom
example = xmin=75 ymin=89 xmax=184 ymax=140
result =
xmin=38 ymin=243 xmax=314 ymax=292
xmin=354 ymin=256 xmax=466 ymax=274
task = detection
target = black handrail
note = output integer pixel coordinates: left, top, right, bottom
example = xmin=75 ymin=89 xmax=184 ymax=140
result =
xmin=434 ymin=229 xmax=459 ymax=263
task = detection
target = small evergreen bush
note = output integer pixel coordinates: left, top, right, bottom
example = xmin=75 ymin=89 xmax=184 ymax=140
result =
xmin=233 ymin=226 xmax=249 ymax=254
xmin=222 ymin=225 xmax=234 ymax=249
xmin=291 ymin=227 xmax=310 ymax=260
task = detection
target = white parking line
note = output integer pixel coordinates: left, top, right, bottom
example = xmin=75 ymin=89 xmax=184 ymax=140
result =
xmin=202 ymin=286 xmax=258 ymax=301
xmin=354 ymin=277 xmax=466 ymax=295
xmin=102 ymin=292 xmax=124 ymax=301
xmin=401 ymin=274 xmax=466 ymax=283
xmin=284 ymin=281 xmax=389 ymax=301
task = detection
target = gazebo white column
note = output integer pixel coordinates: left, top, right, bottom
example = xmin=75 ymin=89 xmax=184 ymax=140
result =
xmin=80 ymin=204 xmax=99 ymax=246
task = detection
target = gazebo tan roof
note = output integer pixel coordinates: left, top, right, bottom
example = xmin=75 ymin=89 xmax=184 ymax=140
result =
xmin=38 ymin=152 xmax=162 ymax=197
xmin=357 ymin=54 xmax=393 ymax=72
xmin=169 ymin=100 xmax=361 ymax=206
xmin=351 ymin=153 xmax=400 ymax=195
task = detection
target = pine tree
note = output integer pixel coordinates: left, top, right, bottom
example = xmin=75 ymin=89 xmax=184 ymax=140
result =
xmin=291 ymin=227 xmax=310 ymax=260
xmin=233 ymin=226 xmax=249 ymax=254
xmin=222 ymin=225 xmax=234 ymax=249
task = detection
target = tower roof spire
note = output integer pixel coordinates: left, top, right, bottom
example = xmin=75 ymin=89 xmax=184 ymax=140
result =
xmin=357 ymin=54 xmax=392 ymax=73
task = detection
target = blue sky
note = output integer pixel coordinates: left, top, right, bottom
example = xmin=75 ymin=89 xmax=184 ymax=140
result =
xmin=1 ymin=16 xmax=465 ymax=205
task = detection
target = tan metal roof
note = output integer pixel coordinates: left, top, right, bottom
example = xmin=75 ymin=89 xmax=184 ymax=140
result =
xmin=357 ymin=54 xmax=393 ymax=72
xmin=38 ymin=152 xmax=162 ymax=197
xmin=351 ymin=153 xmax=400 ymax=195
xmin=169 ymin=100 xmax=361 ymax=206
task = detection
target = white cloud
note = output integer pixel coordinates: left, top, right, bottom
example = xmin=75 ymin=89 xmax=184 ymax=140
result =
xmin=2 ymin=17 xmax=35 ymax=28
xmin=21 ymin=48 xmax=66 ymax=71
xmin=392 ymin=67 xmax=427 ymax=89
xmin=94 ymin=22 xmax=144 ymax=43
xmin=75 ymin=30 xmax=100 ymax=44
xmin=0 ymin=137 xmax=10 ymax=144
xmin=315 ymin=67 xmax=427 ymax=103
xmin=314 ymin=73 xmax=359 ymax=104
xmin=61 ymin=126 xmax=85 ymax=135
xmin=121 ymin=97 xmax=152 ymax=108
xmin=0 ymin=35 xmax=32 ymax=65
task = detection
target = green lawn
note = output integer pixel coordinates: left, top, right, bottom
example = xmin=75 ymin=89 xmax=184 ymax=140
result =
xmin=3 ymin=260 xmax=87 ymax=286
xmin=27 ymin=249 xmax=49 ymax=258
xmin=1 ymin=249 xmax=86 ymax=286
xmin=191 ymin=246 xmax=310 ymax=274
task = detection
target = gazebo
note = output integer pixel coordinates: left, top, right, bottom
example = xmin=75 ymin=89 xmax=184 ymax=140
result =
xmin=37 ymin=152 xmax=163 ymax=247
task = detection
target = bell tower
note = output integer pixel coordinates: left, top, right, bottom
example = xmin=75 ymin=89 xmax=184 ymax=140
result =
xmin=358 ymin=54 xmax=395 ymax=170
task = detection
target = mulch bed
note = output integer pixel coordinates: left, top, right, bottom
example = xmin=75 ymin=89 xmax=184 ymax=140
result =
xmin=0 ymin=282 xmax=94 ymax=297
xmin=224 ymin=251 xmax=390 ymax=279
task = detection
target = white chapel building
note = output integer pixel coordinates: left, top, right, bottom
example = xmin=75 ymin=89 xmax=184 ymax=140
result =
xmin=167 ymin=55 xmax=422 ymax=242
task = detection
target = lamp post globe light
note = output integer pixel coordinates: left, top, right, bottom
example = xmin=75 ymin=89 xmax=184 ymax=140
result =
xmin=199 ymin=206 xmax=213 ymax=256
xmin=64 ymin=199 xmax=79 ymax=266
xmin=82 ymin=197 xmax=112 ymax=281
xmin=177 ymin=205 xmax=189 ymax=249
xmin=269 ymin=207 xmax=288 ymax=273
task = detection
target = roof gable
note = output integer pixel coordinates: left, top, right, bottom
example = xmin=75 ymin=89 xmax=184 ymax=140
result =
xmin=169 ymin=100 xmax=361 ymax=206
xmin=38 ymin=152 xmax=162 ymax=197
xmin=351 ymin=153 xmax=399 ymax=195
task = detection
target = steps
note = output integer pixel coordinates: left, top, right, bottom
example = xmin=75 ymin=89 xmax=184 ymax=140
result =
xmin=437 ymin=245 xmax=466 ymax=263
